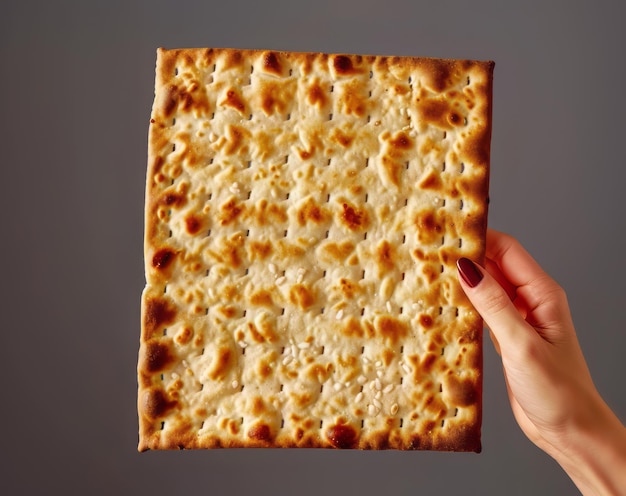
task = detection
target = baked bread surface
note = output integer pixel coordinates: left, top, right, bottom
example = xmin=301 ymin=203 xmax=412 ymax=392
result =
xmin=139 ymin=47 xmax=494 ymax=452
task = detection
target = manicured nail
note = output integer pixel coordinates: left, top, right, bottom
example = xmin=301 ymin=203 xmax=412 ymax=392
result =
xmin=457 ymin=258 xmax=483 ymax=288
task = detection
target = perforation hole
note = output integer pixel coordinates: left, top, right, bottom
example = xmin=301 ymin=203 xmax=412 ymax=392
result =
xmin=402 ymin=235 xmax=406 ymax=244
xmin=329 ymin=113 xmax=333 ymax=120
xmin=460 ymin=162 xmax=465 ymax=173
xmin=361 ymin=269 xmax=365 ymax=280
xmin=207 ymin=229 xmax=211 ymax=237
xmin=330 ymin=85 xmax=334 ymax=93
xmin=284 ymin=229 xmax=288 ymax=237
xmin=285 ymin=192 xmax=290 ymax=200
xmin=174 ymin=67 xmax=179 ymax=76
xmin=360 ymin=308 xmax=365 ymax=316
xmin=322 ymin=270 xmax=327 ymax=277
xmin=370 ymin=71 xmax=373 ymax=79
xmin=286 ymin=113 xmax=291 ymax=121
xmin=320 ymin=420 xmax=324 ymax=428
xmin=363 ymin=232 xmax=367 ymax=240
xmin=458 ymin=238 xmax=463 ymax=248
xmin=405 ymin=161 xmax=409 ymax=170
xmin=320 ymin=346 xmax=325 ymax=355
xmin=161 ymin=421 xmax=165 ymax=430
xmin=327 ymin=158 xmax=332 ymax=166
xmin=442 ymin=161 xmax=446 ymax=172
xmin=454 ymin=408 xmax=459 ymax=417
xmin=455 ymin=307 xmax=459 ymax=317
xmin=320 ymin=307 xmax=325 ymax=314
xmin=364 ymin=193 xmax=368 ymax=203
xmin=245 ymin=229 xmax=250 ymax=237
xmin=325 ymin=230 xmax=329 ymax=239
xmin=443 ymin=131 xmax=447 ymax=139
xmin=441 ymin=419 xmax=445 ymax=428
xmin=281 ymin=419 xmax=285 ymax=428
xmin=401 ymin=272 xmax=405 ymax=280
xmin=399 ymin=306 xmax=403 ymax=314
xmin=439 ymin=383 xmax=443 ymax=393
xmin=361 ymin=419 xmax=365 ymax=428
xmin=280 ymin=308 xmax=285 ymax=316
xmin=399 ymin=418 xmax=404 ymax=428
xmin=367 ymin=115 xmax=371 ymax=123
xmin=459 ymin=199 xmax=464 ymax=210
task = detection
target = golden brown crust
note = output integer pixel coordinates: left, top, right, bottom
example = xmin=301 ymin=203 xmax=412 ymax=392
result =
xmin=139 ymin=47 xmax=493 ymax=452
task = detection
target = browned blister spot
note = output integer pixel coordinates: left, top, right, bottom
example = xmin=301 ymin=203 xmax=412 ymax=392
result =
xmin=340 ymin=317 xmax=364 ymax=338
xmin=262 ymin=51 xmax=283 ymax=76
xmin=217 ymin=306 xmax=237 ymax=319
xmin=332 ymin=55 xmax=364 ymax=76
xmin=461 ymin=125 xmax=491 ymax=169
xmin=376 ymin=316 xmax=408 ymax=345
xmin=307 ymin=80 xmax=327 ymax=108
xmin=144 ymin=296 xmax=177 ymax=340
xmin=184 ymin=214 xmax=203 ymax=235
xmin=297 ymin=198 xmax=330 ymax=226
xmin=415 ymin=210 xmax=444 ymax=244
xmin=141 ymin=338 xmax=176 ymax=373
xmin=141 ymin=388 xmax=178 ymax=419
xmin=160 ymin=189 xmax=188 ymax=209
xmin=161 ymin=82 xmax=211 ymax=118
xmin=320 ymin=240 xmax=355 ymax=262
xmin=338 ymin=278 xmax=360 ymax=299
xmin=250 ymin=289 xmax=274 ymax=307
xmin=221 ymin=88 xmax=247 ymax=114
xmin=444 ymin=375 xmax=478 ymax=407
xmin=340 ymin=202 xmax=369 ymax=231
xmin=376 ymin=240 xmax=396 ymax=271
xmin=418 ymin=316 xmax=435 ymax=334
xmin=208 ymin=347 xmax=232 ymax=380
xmin=175 ymin=326 xmax=193 ymax=345
xmin=258 ymin=79 xmax=296 ymax=115
xmin=276 ymin=240 xmax=306 ymax=260
xmin=289 ymin=284 xmax=315 ymax=309
xmin=248 ymin=199 xmax=288 ymax=226
xmin=326 ymin=424 xmax=358 ymax=449
xmin=247 ymin=241 xmax=273 ymax=260
xmin=219 ymin=198 xmax=246 ymax=226
xmin=389 ymin=131 xmax=413 ymax=150
xmin=305 ymin=362 xmax=333 ymax=382
xmin=223 ymin=125 xmax=252 ymax=156
xmin=248 ymin=423 xmax=273 ymax=443
xmin=336 ymin=79 xmax=368 ymax=117
xmin=152 ymin=248 xmax=177 ymax=271
xmin=256 ymin=356 xmax=275 ymax=379
xmin=330 ymin=127 xmax=355 ymax=148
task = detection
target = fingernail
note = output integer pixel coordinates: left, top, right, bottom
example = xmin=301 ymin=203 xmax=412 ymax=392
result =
xmin=457 ymin=258 xmax=484 ymax=288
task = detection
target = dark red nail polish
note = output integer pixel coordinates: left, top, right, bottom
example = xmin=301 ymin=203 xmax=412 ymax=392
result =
xmin=457 ymin=258 xmax=483 ymax=288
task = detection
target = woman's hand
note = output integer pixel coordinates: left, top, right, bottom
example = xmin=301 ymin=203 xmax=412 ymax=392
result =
xmin=457 ymin=229 xmax=626 ymax=495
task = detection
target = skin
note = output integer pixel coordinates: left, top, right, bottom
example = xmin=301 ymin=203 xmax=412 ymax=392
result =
xmin=457 ymin=229 xmax=626 ymax=495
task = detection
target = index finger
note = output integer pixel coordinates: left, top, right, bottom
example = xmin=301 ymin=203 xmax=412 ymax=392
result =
xmin=486 ymin=228 xmax=550 ymax=288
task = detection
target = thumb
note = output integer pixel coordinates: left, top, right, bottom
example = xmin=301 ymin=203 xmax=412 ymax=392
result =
xmin=456 ymin=258 xmax=534 ymax=354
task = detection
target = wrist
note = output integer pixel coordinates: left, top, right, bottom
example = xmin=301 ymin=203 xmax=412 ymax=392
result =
xmin=551 ymin=393 xmax=626 ymax=495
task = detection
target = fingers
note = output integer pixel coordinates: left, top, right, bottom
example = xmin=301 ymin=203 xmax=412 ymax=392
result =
xmin=457 ymin=257 xmax=536 ymax=354
xmin=486 ymin=229 xmax=551 ymax=288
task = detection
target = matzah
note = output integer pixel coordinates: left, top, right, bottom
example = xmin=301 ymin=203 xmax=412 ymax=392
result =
xmin=139 ymin=48 xmax=493 ymax=452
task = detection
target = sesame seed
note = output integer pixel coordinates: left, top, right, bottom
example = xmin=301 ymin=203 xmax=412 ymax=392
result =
xmin=362 ymin=356 xmax=371 ymax=364
xmin=336 ymin=309 xmax=344 ymax=320
xmin=390 ymin=403 xmax=399 ymax=415
xmin=209 ymin=132 xmax=216 ymax=141
xmin=229 ymin=182 xmax=240 ymax=194
xmin=282 ymin=355 xmax=293 ymax=365
xmin=291 ymin=345 xmax=298 ymax=357
xmin=333 ymin=382 xmax=342 ymax=391
xmin=355 ymin=392 xmax=364 ymax=403
xmin=238 ymin=340 xmax=248 ymax=348
xmin=400 ymin=108 xmax=405 ymax=115
xmin=171 ymin=372 xmax=179 ymax=380
xmin=375 ymin=360 xmax=383 ymax=368
xmin=275 ymin=276 xmax=286 ymax=285
xmin=376 ymin=370 xmax=383 ymax=378
xmin=383 ymin=384 xmax=394 ymax=394
xmin=208 ymin=289 xmax=215 ymax=299
xmin=375 ymin=391 xmax=382 ymax=400
xmin=232 ymin=380 xmax=239 ymax=389
xmin=357 ymin=375 xmax=367 ymax=385
xmin=386 ymin=301 xmax=392 ymax=313
xmin=344 ymin=382 xmax=351 ymax=388
xmin=182 ymin=360 xmax=188 ymax=368
xmin=369 ymin=381 xmax=377 ymax=391
xmin=270 ymin=189 xmax=277 ymax=199
xmin=375 ymin=378 xmax=382 ymax=391
xmin=283 ymin=346 xmax=291 ymax=356
xmin=373 ymin=398 xmax=382 ymax=409
xmin=368 ymin=404 xmax=376 ymax=416
xmin=269 ymin=263 xmax=277 ymax=274
xmin=298 ymin=342 xmax=310 ymax=349
xmin=401 ymin=363 xmax=411 ymax=374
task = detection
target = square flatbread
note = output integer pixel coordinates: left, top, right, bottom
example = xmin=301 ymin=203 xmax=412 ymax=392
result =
xmin=138 ymin=48 xmax=493 ymax=452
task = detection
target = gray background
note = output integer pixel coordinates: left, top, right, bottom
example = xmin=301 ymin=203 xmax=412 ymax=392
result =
xmin=2 ymin=0 xmax=624 ymax=494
